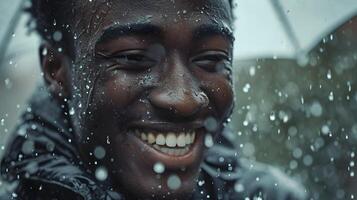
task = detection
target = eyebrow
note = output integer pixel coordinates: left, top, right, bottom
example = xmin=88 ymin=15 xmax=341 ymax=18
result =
xmin=96 ymin=22 xmax=235 ymax=44
xmin=193 ymin=23 xmax=235 ymax=43
xmin=96 ymin=23 xmax=161 ymax=44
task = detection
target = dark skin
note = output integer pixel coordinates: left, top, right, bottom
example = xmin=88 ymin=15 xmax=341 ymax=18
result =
xmin=40 ymin=0 xmax=234 ymax=199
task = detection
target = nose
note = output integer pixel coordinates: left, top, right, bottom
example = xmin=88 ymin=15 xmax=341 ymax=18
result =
xmin=149 ymin=57 xmax=209 ymax=118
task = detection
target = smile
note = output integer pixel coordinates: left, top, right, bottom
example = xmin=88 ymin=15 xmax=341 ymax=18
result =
xmin=133 ymin=130 xmax=196 ymax=156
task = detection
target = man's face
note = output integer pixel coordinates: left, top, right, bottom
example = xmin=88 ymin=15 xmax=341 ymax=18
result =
xmin=66 ymin=0 xmax=234 ymax=198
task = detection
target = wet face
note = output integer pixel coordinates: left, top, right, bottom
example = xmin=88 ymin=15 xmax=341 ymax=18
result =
xmin=60 ymin=0 xmax=234 ymax=199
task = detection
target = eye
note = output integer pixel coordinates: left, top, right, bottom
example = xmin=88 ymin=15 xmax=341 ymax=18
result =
xmin=99 ymin=50 xmax=157 ymax=71
xmin=191 ymin=51 xmax=231 ymax=72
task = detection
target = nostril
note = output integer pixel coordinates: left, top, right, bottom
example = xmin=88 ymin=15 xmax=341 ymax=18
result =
xmin=149 ymin=89 xmax=209 ymax=117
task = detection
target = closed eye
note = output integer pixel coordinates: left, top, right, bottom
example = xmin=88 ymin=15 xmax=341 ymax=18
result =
xmin=98 ymin=50 xmax=157 ymax=71
xmin=191 ymin=51 xmax=231 ymax=72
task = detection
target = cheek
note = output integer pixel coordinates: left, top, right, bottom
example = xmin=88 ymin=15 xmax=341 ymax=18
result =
xmin=200 ymin=73 xmax=234 ymax=118
xmin=96 ymin=71 xmax=143 ymax=108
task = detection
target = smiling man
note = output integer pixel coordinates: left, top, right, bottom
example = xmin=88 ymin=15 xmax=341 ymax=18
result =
xmin=0 ymin=0 xmax=306 ymax=199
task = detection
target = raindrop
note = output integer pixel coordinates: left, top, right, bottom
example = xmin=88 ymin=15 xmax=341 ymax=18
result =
xmin=95 ymin=166 xmax=108 ymax=181
xmin=46 ymin=141 xmax=55 ymax=152
xmin=204 ymin=134 xmax=214 ymax=148
xmin=42 ymin=48 xmax=48 ymax=56
xmin=330 ymin=34 xmax=334 ymax=40
xmin=153 ymin=162 xmax=165 ymax=174
xmin=69 ymin=108 xmax=75 ymax=115
xmin=327 ymin=70 xmax=332 ymax=79
xmin=4 ymin=78 xmax=12 ymax=89
xmin=292 ymin=148 xmax=303 ymax=159
xmin=269 ymin=112 xmax=276 ymax=121
xmin=321 ymin=125 xmax=330 ymax=135
xmin=94 ymin=146 xmax=106 ymax=159
xmin=21 ymin=140 xmax=35 ymax=155
xmin=52 ymin=31 xmax=63 ymax=42
xmin=303 ymin=155 xmax=313 ymax=166
xmin=328 ymin=92 xmax=334 ymax=101
xmin=198 ymin=180 xmax=205 ymax=186
xmin=234 ymin=181 xmax=244 ymax=193
xmin=204 ymin=117 xmax=218 ymax=132
xmin=242 ymin=83 xmax=251 ymax=93
xmin=350 ymin=161 xmax=355 ymax=167
xmin=242 ymin=120 xmax=248 ymax=126
xmin=289 ymin=160 xmax=298 ymax=170
xmin=310 ymin=101 xmax=323 ymax=117
xmin=249 ymin=66 xmax=256 ymax=76
xmin=167 ymin=174 xmax=181 ymax=190
xmin=18 ymin=128 xmax=26 ymax=136
xmin=106 ymin=136 xmax=111 ymax=144
xmin=347 ymin=81 xmax=352 ymax=92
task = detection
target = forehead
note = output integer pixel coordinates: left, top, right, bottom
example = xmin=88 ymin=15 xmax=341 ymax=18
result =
xmin=72 ymin=0 xmax=232 ymax=33
xmin=71 ymin=0 xmax=232 ymax=57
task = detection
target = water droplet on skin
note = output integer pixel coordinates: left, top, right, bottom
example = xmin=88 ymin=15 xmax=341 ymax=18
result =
xmin=167 ymin=174 xmax=181 ymax=190
xmin=106 ymin=136 xmax=111 ymax=144
xmin=95 ymin=167 xmax=108 ymax=181
xmin=197 ymin=180 xmax=205 ymax=186
xmin=153 ymin=162 xmax=165 ymax=174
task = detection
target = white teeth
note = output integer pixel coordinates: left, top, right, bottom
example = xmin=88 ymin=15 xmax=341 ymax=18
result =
xmin=153 ymin=146 xmax=190 ymax=156
xmin=141 ymin=133 xmax=147 ymax=141
xmin=191 ymin=132 xmax=196 ymax=144
xmin=148 ymin=133 xmax=155 ymax=144
xmin=134 ymin=130 xmax=197 ymax=155
xmin=156 ymin=134 xmax=166 ymax=145
xmin=185 ymin=133 xmax=191 ymax=144
xmin=166 ymin=133 xmax=177 ymax=147
xmin=177 ymin=133 xmax=186 ymax=147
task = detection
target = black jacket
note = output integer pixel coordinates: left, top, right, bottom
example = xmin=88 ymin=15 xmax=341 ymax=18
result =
xmin=0 ymin=87 xmax=307 ymax=200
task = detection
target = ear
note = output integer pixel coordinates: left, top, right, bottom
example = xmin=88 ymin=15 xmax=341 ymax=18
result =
xmin=39 ymin=43 xmax=71 ymax=99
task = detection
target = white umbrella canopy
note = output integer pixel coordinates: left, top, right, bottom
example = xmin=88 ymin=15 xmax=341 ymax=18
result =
xmin=1 ymin=0 xmax=357 ymax=62
xmin=233 ymin=0 xmax=357 ymax=60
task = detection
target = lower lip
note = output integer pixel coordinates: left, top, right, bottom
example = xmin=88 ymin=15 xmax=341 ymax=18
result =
xmin=127 ymin=130 xmax=204 ymax=170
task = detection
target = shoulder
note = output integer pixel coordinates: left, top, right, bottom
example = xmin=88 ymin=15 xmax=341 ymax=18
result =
xmin=201 ymin=144 xmax=308 ymax=200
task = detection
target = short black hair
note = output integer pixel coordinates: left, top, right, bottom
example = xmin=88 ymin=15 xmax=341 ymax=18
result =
xmin=26 ymin=0 xmax=72 ymax=41
xmin=26 ymin=0 xmax=235 ymax=48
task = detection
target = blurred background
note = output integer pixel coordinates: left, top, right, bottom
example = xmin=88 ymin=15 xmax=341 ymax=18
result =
xmin=0 ymin=0 xmax=357 ymax=199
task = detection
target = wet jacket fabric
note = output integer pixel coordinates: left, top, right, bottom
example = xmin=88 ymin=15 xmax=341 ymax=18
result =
xmin=0 ymin=87 xmax=307 ymax=200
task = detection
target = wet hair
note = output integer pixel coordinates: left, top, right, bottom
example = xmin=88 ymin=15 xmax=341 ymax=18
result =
xmin=26 ymin=0 xmax=235 ymax=49
xmin=26 ymin=0 xmax=71 ymax=41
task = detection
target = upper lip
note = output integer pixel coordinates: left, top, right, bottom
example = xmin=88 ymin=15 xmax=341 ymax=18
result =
xmin=127 ymin=120 xmax=204 ymax=132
